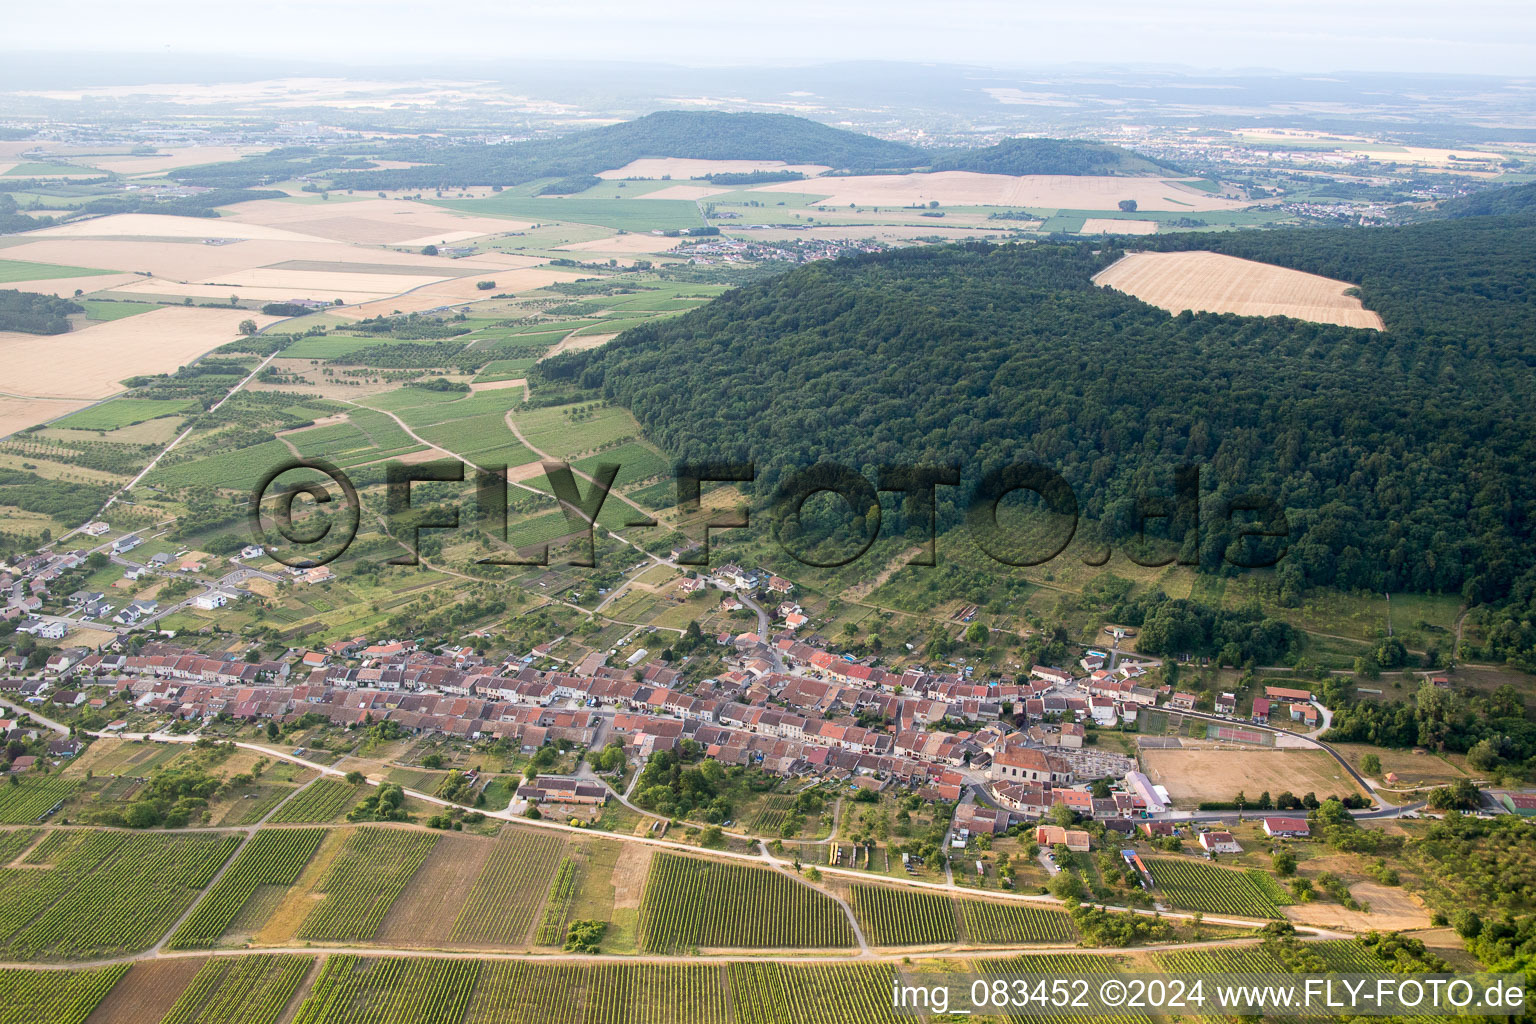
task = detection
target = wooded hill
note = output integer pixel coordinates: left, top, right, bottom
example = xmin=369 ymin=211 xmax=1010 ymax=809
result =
xmin=545 ymin=215 xmax=1536 ymax=657
xmin=319 ymin=112 xmax=926 ymax=191
xmin=926 ymin=136 xmax=1183 ymax=176
xmin=174 ymin=112 xmax=1178 ymax=192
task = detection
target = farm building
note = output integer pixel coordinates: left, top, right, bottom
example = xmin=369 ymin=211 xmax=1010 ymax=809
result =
xmin=1262 ymin=817 xmax=1311 ymax=838
xmin=517 ymin=775 xmax=608 ymax=806
xmin=1265 ymin=685 xmax=1313 ymax=702
xmin=1125 ymin=770 xmax=1169 ymax=814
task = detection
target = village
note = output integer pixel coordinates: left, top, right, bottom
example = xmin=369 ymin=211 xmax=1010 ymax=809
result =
xmin=0 ymin=541 xmax=1369 ymax=854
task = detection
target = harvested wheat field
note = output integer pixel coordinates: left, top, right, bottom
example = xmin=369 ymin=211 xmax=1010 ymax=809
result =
xmin=0 ymin=395 xmax=94 ymax=438
xmin=1081 ymin=218 xmax=1158 ymax=235
xmin=1094 ymin=250 xmax=1384 ymax=329
xmin=0 ymin=306 xmax=275 ymax=409
xmin=598 ymin=158 xmax=830 ymax=179
xmin=752 ymin=171 xmax=1250 ymax=212
xmin=29 ymin=212 xmax=332 ymax=243
xmin=218 ymin=197 xmax=527 ymax=245
xmin=1 ymin=236 xmax=502 ymax=282
xmin=4 ymin=272 xmax=144 ymax=298
xmin=336 ymin=266 xmax=585 ymax=319
xmin=75 ymin=144 xmax=272 ymax=176
xmin=637 ymin=184 xmax=734 ymax=201
xmin=555 ymin=234 xmax=685 ymax=254
xmin=1140 ymin=747 xmax=1366 ymax=805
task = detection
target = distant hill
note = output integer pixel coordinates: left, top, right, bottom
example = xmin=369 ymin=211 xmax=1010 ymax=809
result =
xmin=1420 ymin=181 xmax=1536 ymax=220
xmin=925 ymin=137 xmax=1183 ymax=176
xmin=172 ymin=115 xmax=1184 ymax=193
xmin=324 ymin=111 xmax=927 ymax=191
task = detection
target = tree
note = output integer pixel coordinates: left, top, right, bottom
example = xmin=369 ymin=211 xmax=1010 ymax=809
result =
xmin=1118 ymin=199 xmax=1138 ymax=212
xmin=238 ymin=319 xmax=258 ymax=336
xmin=421 ymin=244 xmax=439 ymax=256
xmin=965 ymin=621 xmax=987 ymax=645
xmin=1272 ymin=850 xmax=1297 ymax=876
xmin=265 ymin=721 xmax=279 ymax=741
xmin=1360 ymin=753 xmax=1382 ymax=776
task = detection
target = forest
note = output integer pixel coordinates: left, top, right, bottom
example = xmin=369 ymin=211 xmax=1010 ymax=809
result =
xmin=0 ymin=289 xmax=81 ymax=334
xmin=925 ymin=137 xmax=1182 ymax=176
xmin=547 ymin=216 xmax=1536 ymax=635
xmin=324 ymin=111 xmax=925 ymax=191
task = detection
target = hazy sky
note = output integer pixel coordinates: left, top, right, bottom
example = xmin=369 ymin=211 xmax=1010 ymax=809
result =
xmin=7 ymin=0 xmax=1536 ymax=76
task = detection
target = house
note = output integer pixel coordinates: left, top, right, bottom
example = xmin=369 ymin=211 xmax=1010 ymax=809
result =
xmin=1035 ymin=825 xmax=1091 ymax=852
xmin=1170 ymin=692 xmax=1198 ymax=710
xmin=7 ymin=755 xmax=36 ymax=773
xmin=111 ymin=536 xmax=141 ymax=555
xmin=1199 ymin=830 xmax=1242 ymax=854
xmin=1140 ymin=821 xmax=1177 ymax=838
xmin=1289 ymin=703 xmax=1318 ymax=726
xmin=298 ymin=566 xmax=334 ymax=585
xmin=1215 ymin=692 xmax=1236 ymax=714
xmin=148 ymin=552 xmax=172 ymax=567
xmin=192 ymin=592 xmax=228 ymax=611
xmin=240 ymin=545 xmax=265 ymax=560
xmin=1251 ymin=697 xmax=1271 ymax=724
xmin=767 ymin=576 xmax=794 ymax=594
xmin=28 ymin=620 xmax=67 ymax=640
xmin=82 ymin=521 xmax=110 ymax=537
xmin=784 ymin=612 xmax=808 ymax=630
xmin=1262 ymin=817 xmax=1311 ymax=838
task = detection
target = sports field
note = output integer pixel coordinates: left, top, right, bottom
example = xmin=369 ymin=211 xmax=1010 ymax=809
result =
xmin=1140 ymin=748 xmax=1366 ymax=805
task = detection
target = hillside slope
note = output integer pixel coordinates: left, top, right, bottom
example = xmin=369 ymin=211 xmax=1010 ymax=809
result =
xmin=322 ymin=111 xmax=926 ymax=190
xmin=926 ymin=137 xmax=1182 ymax=176
xmin=547 ymin=219 xmax=1536 ymax=607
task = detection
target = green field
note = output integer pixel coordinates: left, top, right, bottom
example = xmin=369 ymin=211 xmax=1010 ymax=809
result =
xmin=168 ymin=829 xmax=325 ymax=949
xmin=1146 ymin=857 xmax=1285 ymax=918
xmin=295 ymin=827 xmax=438 ymax=941
xmin=0 ymin=776 xmax=78 ymax=823
xmin=0 ymin=259 xmax=117 ymax=283
xmin=959 ymin=898 xmax=1078 ymax=944
xmin=77 ymin=299 xmax=166 ymax=321
xmin=638 ymin=853 xmax=854 ymax=952
xmin=52 ymin=398 xmax=195 ymax=432
xmin=0 ymin=963 xmax=129 ymax=1024
xmin=0 ymin=830 xmax=239 ymax=959
xmin=157 ymin=954 xmax=313 ymax=1024
xmin=268 ymin=778 xmax=363 ymax=823
xmin=848 ymin=883 xmax=958 ymax=946
xmin=293 ymin=955 xmax=478 ymax=1024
